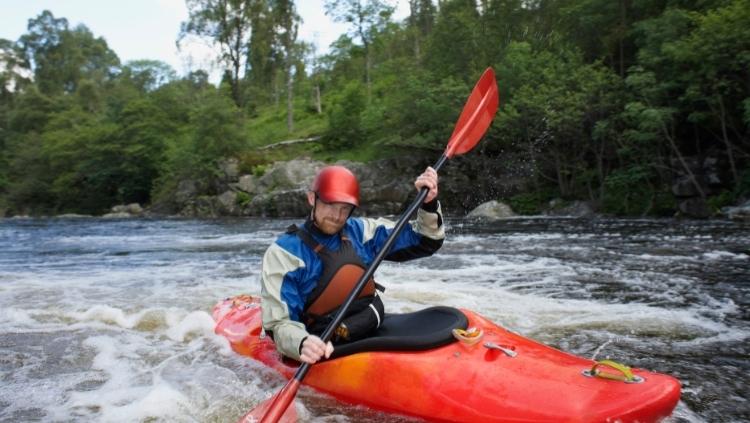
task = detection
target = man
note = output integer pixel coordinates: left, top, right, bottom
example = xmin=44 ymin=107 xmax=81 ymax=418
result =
xmin=260 ymin=165 xmax=444 ymax=364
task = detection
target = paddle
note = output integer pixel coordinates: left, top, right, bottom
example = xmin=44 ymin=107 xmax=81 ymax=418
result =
xmin=241 ymin=67 xmax=499 ymax=423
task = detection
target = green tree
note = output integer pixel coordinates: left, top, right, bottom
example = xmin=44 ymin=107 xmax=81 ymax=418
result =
xmin=19 ymin=10 xmax=119 ymax=95
xmin=424 ymin=0 xmax=481 ymax=82
xmin=668 ymin=0 xmax=750 ymax=189
xmin=272 ymin=0 xmax=301 ymax=132
xmin=494 ymin=42 xmax=623 ymax=200
xmin=247 ymin=0 xmax=279 ymax=108
xmin=407 ymin=0 xmax=436 ymax=61
xmin=325 ymin=0 xmax=395 ymax=100
xmin=121 ymin=60 xmax=178 ymax=92
xmin=326 ymin=80 xmax=367 ymax=148
xmin=181 ymin=0 xmax=255 ymax=106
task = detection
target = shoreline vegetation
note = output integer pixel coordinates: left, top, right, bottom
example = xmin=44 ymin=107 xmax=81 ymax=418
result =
xmin=1 ymin=1 xmax=748 ymax=220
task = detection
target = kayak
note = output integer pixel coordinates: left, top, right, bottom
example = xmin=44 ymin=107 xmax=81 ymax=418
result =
xmin=213 ymin=295 xmax=681 ymax=422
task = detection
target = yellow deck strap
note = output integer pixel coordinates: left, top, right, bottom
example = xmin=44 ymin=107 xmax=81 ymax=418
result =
xmin=589 ymin=359 xmax=637 ymax=382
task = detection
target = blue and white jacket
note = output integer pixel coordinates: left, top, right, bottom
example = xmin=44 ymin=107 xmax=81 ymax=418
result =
xmin=260 ymin=201 xmax=445 ymax=360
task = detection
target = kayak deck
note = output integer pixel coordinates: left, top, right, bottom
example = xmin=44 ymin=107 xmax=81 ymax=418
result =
xmin=214 ymin=295 xmax=680 ymax=422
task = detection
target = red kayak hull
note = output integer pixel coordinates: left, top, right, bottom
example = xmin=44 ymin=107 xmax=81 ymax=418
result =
xmin=214 ymin=295 xmax=680 ymax=422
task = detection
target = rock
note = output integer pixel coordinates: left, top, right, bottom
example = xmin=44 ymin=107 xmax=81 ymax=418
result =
xmin=105 ymin=203 xmax=143 ymax=218
xmin=672 ymin=177 xmax=702 ymax=198
xmin=466 ymin=200 xmax=516 ymax=220
xmin=180 ymin=196 xmax=221 ymax=218
xmin=218 ymin=158 xmax=240 ymax=181
xmin=102 ymin=212 xmax=133 ymax=219
xmin=111 ymin=203 xmax=143 ymax=215
xmin=721 ymin=200 xmax=750 ymax=221
xmin=175 ymin=180 xmax=199 ymax=205
xmin=217 ymin=191 xmax=240 ymax=215
xmin=56 ymin=214 xmax=92 ymax=218
xmin=235 ymin=175 xmax=260 ymax=194
xmin=256 ymin=158 xmax=325 ymax=192
xmin=677 ymin=198 xmax=712 ymax=219
xmin=246 ymin=189 xmax=310 ymax=217
xmin=545 ymin=200 xmax=595 ymax=217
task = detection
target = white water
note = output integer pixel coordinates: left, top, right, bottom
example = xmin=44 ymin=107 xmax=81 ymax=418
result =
xmin=1 ymin=217 xmax=748 ymax=422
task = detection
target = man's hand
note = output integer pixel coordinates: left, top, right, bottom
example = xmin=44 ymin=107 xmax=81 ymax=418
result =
xmin=415 ymin=166 xmax=438 ymax=203
xmin=299 ymin=335 xmax=334 ymax=364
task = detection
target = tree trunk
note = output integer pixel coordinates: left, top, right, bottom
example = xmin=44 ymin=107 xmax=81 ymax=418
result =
xmin=286 ymin=65 xmax=294 ymax=132
xmin=554 ymin=150 xmax=568 ymax=197
xmin=717 ymin=95 xmax=739 ymax=187
xmin=596 ymin=139 xmax=606 ymax=202
xmin=659 ymin=115 xmax=706 ymax=199
xmin=364 ymin=40 xmax=372 ymax=102
xmin=618 ymin=0 xmax=628 ymax=78
xmin=314 ymin=85 xmax=322 ymax=114
xmin=273 ymin=75 xmax=280 ymax=107
xmin=409 ymin=0 xmax=420 ymax=61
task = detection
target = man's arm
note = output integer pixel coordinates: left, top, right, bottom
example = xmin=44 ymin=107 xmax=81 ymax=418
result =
xmin=260 ymin=243 xmax=310 ymax=361
xmin=355 ymin=198 xmax=445 ymax=262
xmin=260 ymin=242 xmax=334 ymax=363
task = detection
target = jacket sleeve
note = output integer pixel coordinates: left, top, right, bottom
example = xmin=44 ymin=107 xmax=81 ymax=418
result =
xmin=359 ymin=200 xmax=445 ymax=262
xmin=260 ymin=243 xmax=309 ymax=361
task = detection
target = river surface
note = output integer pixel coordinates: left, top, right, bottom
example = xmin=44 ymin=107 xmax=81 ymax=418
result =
xmin=0 ymin=216 xmax=748 ymax=423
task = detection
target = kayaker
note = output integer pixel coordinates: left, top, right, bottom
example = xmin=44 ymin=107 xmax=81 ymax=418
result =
xmin=260 ymin=165 xmax=445 ymax=364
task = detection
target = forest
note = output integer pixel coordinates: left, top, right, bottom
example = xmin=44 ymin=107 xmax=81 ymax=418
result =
xmin=0 ymin=0 xmax=748 ymax=217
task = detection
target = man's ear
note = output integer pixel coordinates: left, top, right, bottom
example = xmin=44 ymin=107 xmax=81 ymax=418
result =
xmin=307 ymin=191 xmax=316 ymax=207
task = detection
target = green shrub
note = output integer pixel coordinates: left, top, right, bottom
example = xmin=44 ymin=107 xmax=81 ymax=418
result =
xmin=601 ymin=165 xmax=655 ymax=215
xmin=507 ymin=191 xmax=554 ymax=215
xmin=707 ymin=190 xmax=734 ymax=211
xmin=236 ymin=191 xmax=251 ymax=207
xmin=252 ymin=164 xmax=268 ymax=177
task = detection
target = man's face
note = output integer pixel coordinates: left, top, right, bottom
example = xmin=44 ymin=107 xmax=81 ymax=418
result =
xmin=308 ymin=192 xmax=354 ymax=235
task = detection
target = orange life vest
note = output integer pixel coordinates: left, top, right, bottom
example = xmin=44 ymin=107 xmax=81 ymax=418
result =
xmin=288 ymin=225 xmax=383 ymax=338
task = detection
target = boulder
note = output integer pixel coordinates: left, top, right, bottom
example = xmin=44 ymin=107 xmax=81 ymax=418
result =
xmin=545 ymin=200 xmax=595 ymax=217
xmin=103 ymin=203 xmax=143 ymax=218
xmin=235 ymin=174 xmax=260 ymax=194
xmin=111 ymin=203 xmax=143 ymax=215
xmin=218 ymin=157 xmax=240 ymax=181
xmin=180 ymin=196 xmax=221 ymax=218
xmin=677 ymin=198 xmax=712 ymax=219
xmin=175 ymin=180 xmax=199 ymax=205
xmin=246 ymin=189 xmax=309 ymax=217
xmin=256 ymin=158 xmax=325 ymax=192
xmin=102 ymin=212 xmax=133 ymax=219
xmin=721 ymin=200 xmax=750 ymax=221
xmin=466 ymin=200 xmax=516 ymax=220
xmin=217 ymin=191 xmax=240 ymax=216
xmin=672 ymin=177 xmax=702 ymax=198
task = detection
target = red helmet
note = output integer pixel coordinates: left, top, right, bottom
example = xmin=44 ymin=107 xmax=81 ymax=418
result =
xmin=312 ymin=165 xmax=360 ymax=207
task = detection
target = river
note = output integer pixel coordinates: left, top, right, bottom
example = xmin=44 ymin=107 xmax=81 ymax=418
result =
xmin=0 ymin=216 xmax=748 ymax=422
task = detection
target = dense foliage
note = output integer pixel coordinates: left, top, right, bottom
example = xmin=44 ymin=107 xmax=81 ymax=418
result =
xmin=0 ymin=0 xmax=748 ymax=216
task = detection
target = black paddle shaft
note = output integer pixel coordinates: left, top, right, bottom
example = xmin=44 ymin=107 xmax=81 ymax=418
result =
xmin=292 ymin=153 xmax=449 ymax=382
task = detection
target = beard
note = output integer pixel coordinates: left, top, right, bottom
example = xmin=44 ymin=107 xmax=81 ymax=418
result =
xmin=315 ymin=216 xmax=346 ymax=235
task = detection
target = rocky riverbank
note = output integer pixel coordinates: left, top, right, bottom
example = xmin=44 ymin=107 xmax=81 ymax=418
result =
xmin=148 ymin=155 xmax=534 ymax=218
xmin=7 ymin=155 xmax=745 ymax=221
xmin=117 ymin=155 xmax=750 ymax=221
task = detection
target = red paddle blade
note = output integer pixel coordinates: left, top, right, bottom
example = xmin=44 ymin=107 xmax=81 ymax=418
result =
xmin=445 ymin=67 xmax=499 ymax=158
xmin=239 ymin=380 xmax=300 ymax=423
